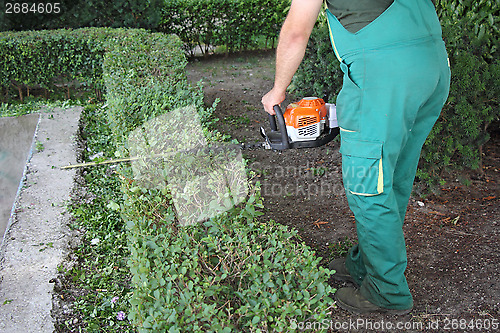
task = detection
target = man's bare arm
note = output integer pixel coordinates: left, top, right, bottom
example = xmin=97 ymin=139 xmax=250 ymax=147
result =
xmin=262 ymin=0 xmax=324 ymax=114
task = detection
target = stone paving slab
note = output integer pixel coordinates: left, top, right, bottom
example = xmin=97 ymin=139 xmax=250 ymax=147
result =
xmin=0 ymin=107 xmax=82 ymax=333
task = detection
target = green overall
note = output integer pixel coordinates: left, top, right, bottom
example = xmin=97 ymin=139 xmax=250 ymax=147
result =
xmin=326 ymin=0 xmax=450 ymax=309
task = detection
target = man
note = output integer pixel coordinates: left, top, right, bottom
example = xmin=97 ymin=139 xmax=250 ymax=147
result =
xmin=262 ymin=0 xmax=450 ymax=314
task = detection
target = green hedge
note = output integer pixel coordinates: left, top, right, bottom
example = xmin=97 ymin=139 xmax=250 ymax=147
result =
xmin=122 ymin=184 xmax=333 ymax=331
xmin=0 ymin=28 xmax=144 ymax=101
xmin=100 ymin=26 xmax=334 ymax=331
xmin=102 ymin=30 xmax=193 ymax=148
xmin=2 ymin=28 xmax=334 ymax=331
xmin=419 ymin=0 xmax=500 ymax=185
xmin=0 ymin=0 xmax=163 ymax=32
xmin=1 ymin=0 xmax=291 ymax=57
xmin=291 ymin=0 xmax=499 ymax=189
xmin=0 ymin=28 xmax=107 ymax=101
xmin=159 ymin=0 xmax=291 ymax=56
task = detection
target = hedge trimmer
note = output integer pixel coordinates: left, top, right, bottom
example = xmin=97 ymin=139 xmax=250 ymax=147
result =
xmin=61 ymin=97 xmax=339 ymax=169
xmin=260 ymin=97 xmax=339 ymax=150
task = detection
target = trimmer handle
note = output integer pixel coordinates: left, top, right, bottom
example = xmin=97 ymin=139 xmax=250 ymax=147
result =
xmin=268 ymin=113 xmax=277 ymax=131
xmin=266 ymin=105 xmax=290 ymax=149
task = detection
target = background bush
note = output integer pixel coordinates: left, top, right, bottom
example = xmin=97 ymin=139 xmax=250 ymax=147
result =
xmin=0 ymin=0 xmax=163 ymax=31
xmin=291 ymin=0 xmax=499 ymax=190
xmin=419 ymin=0 xmax=499 ymax=185
xmin=0 ymin=28 xmax=115 ymax=102
xmin=288 ymin=22 xmax=342 ymax=104
xmin=159 ymin=0 xmax=290 ymax=56
xmin=1 ymin=0 xmax=291 ymax=57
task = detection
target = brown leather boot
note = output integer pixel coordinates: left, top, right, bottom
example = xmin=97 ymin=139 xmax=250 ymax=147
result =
xmin=335 ymin=287 xmax=413 ymax=315
xmin=328 ymin=257 xmax=359 ymax=287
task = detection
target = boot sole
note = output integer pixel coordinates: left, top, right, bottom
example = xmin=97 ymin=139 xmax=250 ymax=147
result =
xmin=335 ymin=294 xmax=412 ymax=315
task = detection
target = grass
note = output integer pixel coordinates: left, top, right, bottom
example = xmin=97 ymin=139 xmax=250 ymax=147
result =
xmin=35 ymin=140 xmax=45 ymax=153
xmin=1 ymin=100 xmax=133 ymax=331
xmin=223 ymin=114 xmax=251 ymax=128
xmin=54 ymin=103 xmax=135 ymax=332
xmin=0 ymin=96 xmax=83 ymax=118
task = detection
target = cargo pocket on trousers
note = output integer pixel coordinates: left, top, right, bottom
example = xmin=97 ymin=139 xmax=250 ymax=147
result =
xmin=340 ymin=137 xmax=384 ymax=196
xmin=336 ymin=61 xmax=362 ymax=132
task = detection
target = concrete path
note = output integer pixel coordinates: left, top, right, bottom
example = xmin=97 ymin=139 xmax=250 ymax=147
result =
xmin=0 ymin=113 xmax=40 ymax=242
xmin=0 ymin=107 xmax=82 ymax=333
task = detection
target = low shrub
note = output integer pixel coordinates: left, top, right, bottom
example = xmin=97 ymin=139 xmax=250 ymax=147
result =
xmin=102 ymin=30 xmax=192 ymax=148
xmin=101 ymin=26 xmax=335 ymax=331
xmin=122 ymin=182 xmax=334 ymax=332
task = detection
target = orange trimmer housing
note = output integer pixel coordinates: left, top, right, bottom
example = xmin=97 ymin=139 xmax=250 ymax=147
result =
xmin=283 ymin=97 xmax=328 ymax=129
xmin=260 ymin=96 xmax=338 ymax=150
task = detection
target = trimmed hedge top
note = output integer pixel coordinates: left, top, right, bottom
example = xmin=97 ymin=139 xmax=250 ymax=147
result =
xmin=0 ymin=28 xmax=185 ymax=98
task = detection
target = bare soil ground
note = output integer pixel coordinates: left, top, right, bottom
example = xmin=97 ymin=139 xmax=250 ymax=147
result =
xmin=186 ymin=50 xmax=499 ymax=332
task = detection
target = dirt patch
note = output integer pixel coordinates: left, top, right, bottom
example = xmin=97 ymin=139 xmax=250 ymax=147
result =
xmin=186 ymin=51 xmax=499 ymax=331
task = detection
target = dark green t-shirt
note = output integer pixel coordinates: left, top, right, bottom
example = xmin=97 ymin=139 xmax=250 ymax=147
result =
xmin=326 ymin=0 xmax=394 ymax=33
xmin=326 ymin=0 xmax=437 ymax=33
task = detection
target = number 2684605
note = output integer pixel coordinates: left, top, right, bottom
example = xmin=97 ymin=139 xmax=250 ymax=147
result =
xmin=5 ymin=3 xmax=61 ymax=14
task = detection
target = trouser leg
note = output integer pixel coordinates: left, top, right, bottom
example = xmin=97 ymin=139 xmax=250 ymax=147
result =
xmin=393 ymin=57 xmax=450 ymax=218
xmin=345 ymin=186 xmax=412 ymax=309
xmin=339 ymin=40 xmax=450 ymax=310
